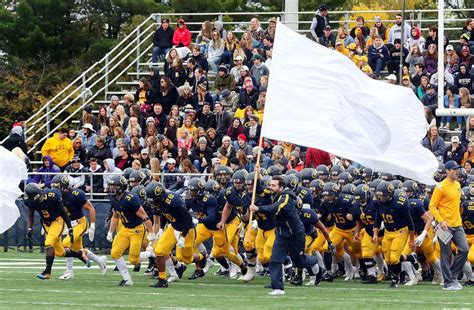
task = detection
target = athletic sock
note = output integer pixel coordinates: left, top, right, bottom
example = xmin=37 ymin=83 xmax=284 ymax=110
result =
xmin=66 ymin=257 xmax=74 ymax=272
xmin=45 ymin=254 xmax=55 ymax=274
xmin=115 ymin=257 xmax=131 ymax=281
xmin=86 ymin=249 xmax=102 ymax=264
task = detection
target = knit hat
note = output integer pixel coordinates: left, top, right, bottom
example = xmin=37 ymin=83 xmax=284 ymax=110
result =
xmin=83 ymin=105 xmax=92 ymax=114
xmin=237 ymin=134 xmax=247 ymax=141
xmin=229 ymin=157 xmax=240 ymax=165
xmin=146 ymin=117 xmax=155 ymax=124
xmin=218 ymin=66 xmax=228 ymax=74
xmin=290 ymin=150 xmax=300 ymax=158
xmin=198 ymin=137 xmax=207 ymax=144
xmin=272 ymin=145 xmax=284 ymax=155
xmin=198 ymin=83 xmax=207 ymax=92
xmin=222 ymin=135 xmax=231 ymax=143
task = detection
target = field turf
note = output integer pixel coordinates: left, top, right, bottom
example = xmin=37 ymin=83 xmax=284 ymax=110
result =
xmin=0 ymin=251 xmax=472 ymax=309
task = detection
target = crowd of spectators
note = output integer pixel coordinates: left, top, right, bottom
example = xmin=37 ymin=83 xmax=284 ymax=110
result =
xmin=4 ymin=5 xmax=474 ymax=194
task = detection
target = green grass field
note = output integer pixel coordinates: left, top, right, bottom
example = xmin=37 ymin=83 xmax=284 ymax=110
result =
xmin=0 ymin=251 xmax=472 ymax=309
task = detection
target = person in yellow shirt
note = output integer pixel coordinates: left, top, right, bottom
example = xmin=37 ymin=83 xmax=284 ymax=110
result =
xmin=429 ymin=160 xmax=469 ymax=291
xmin=41 ymin=128 xmax=74 ymax=170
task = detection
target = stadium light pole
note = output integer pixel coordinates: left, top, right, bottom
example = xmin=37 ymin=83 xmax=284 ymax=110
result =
xmin=399 ymin=0 xmax=406 ymax=85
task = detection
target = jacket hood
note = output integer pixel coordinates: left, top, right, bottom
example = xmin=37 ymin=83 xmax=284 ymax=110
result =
xmin=177 ymin=18 xmax=187 ymax=28
xmin=215 ymin=20 xmax=223 ymax=31
xmin=411 ymin=27 xmax=421 ymax=39
xmin=10 ymin=126 xmax=23 ymax=137
xmin=42 ymin=155 xmax=54 ymax=167
xmin=104 ymin=158 xmax=115 ymax=171
xmin=281 ymin=187 xmax=297 ymax=200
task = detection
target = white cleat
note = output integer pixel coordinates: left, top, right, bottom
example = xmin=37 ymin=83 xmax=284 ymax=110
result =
xmin=167 ymin=276 xmax=179 ymax=283
xmin=432 ymin=273 xmax=442 ymax=285
xmin=99 ymin=256 xmax=108 ymax=275
xmin=229 ymin=263 xmax=238 ymax=279
xmin=238 ymin=267 xmax=255 ymax=282
xmin=269 ymin=289 xmax=285 ymax=296
xmin=305 ymin=276 xmax=316 ymax=285
xmin=203 ymin=258 xmax=214 ymax=274
xmin=118 ymin=279 xmax=133 ymax=286
xmin=404 ymin=277 xmax=418 ymax=286
xmin=344 ymin=267 xmax=357 ymax=281
xmin=59 ymin=271 xmax=74 ymax=280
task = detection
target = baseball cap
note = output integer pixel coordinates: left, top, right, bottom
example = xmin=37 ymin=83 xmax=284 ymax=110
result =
xmin=234 ymin=55 xmax=243 ymax=61
xmin=146 ymin=117 xmax=155 ymax=124
xmin=324 ymin=25 xmax=331 ymax=31
xmin=252 ymin=54 xmax=263 ymax=61
xmin=451 ymin=136 xmax=460 ymax=143
xmin=445 ymin=160 xmax=460 ymax=170
xmin=386 ymin=74 xmax=397 ymax=81
xmin=141 ymin=148 xmax=149 ymax=154
xmin=446 ymin=45 xmax=454 ymax=51
xmin=166 ymin=158 xmax=176 ymax=164
xmin=336 ymin=40 xmax=343 ymax=46
xmin=71 ymin=157 xmax=81 ymax=163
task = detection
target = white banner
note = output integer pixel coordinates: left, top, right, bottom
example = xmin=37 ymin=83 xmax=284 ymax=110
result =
xmin=261 ymin=22 xmax=438 ymax=185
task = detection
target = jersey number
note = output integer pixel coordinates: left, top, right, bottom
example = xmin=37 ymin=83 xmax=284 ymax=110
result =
xmin=164 ymin=214 xmax=176 ymax=223
xmin=41 ymin=210 xmax=50 ymax=218
xmin=118 ymin=211 xmax=129 ymax=224
xmin=333 ymin=213 xmax=346 ymax=224
xmin=382 ymin=214 xmax=394 ymax=224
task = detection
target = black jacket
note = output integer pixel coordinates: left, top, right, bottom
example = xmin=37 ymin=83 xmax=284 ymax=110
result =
xmin=239 ymin=88 xmax=258 ymax=110
xmin=87 ymin=145 xmax=112 ymax=165
xmin=189 ymin=146 xmax=214 ymax=168
xmin=190 ymin=54 xmax=209 ymax=72
xmin=215 ymin=111 xmax=232 ymax=137
xmin=160 ymin=87 xmax=179 ymax=115
xmin=153 ymin=27 xmax=174 ymax=50
xmin=195 ymin=111 xmax=216 ymax=130
xmin=3 ymin=130 xmax=27 ymax=154
xmin=244 ymin=124 xmax=261 ymax=145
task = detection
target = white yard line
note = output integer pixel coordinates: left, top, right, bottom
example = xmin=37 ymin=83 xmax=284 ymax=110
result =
xmin=0 ymin=300 xmax=203 ymax=310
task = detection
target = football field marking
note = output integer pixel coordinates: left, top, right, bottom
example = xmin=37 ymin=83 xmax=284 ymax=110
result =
xmin=0 ymin=300 xmax=203 ymax=309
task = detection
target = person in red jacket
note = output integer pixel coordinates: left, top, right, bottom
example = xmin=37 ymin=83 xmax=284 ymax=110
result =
xmin=172 ymin=18 xmax=191 ymax=47
xmin=305 ymin=147 xmax=331 ymax=168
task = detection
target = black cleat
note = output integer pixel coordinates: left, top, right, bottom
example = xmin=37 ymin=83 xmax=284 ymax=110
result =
xmin=290 ymin=274 xmax=303 ymax=286
xmin=188 ymin=270 xmax=205 ymax=280
xmin=284 ymin=267 xmax=294 ymax=281
xmin=464 ymin=280 xmax=474 ymax=286
xmin=256 ymin=270 xmax=266 ymax=276
xmin=240 ymin=264 xmax=248 ymax=276
xmin=145 ymin=258 xmax=156 ymax=275
xmin=334 ymin=268 xmax=345 ymax=278
xmin=117 ymin=279 xmax=133 ymax=286
xmin=175 ymin=264 xmax=187 ymax=279
xmin=150 ymin=278 xmax=168 ymax=288
xmin=150 ymin=269 xmax=159 ymax=279
xmin=362 ymin=275 xmax=377 ymax=284
xmin=315 ymin=268 xmax=323 ymax=286
xmin=132 ymin=264 xmax=141 ymax=272
xmin=389 ymin=278 xmax=399 ymax=288
xmin=113 ymin=266 xmax=119 ymax=271
xmin=322 ymin=271 xmax=334 ymax=282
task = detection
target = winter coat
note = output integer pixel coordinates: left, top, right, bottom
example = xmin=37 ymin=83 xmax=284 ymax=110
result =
xmin=172 ymin=19 xmax=191 ymax=47
xmin=31 ymin=156 xmax=61 ymax=188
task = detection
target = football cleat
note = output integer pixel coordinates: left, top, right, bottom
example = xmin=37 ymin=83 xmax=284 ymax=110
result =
xmin=240 ymin=264 xmax=248 ymax=276
xmin=389 ymin=278 xmax=399 ymax=288
xmin=314 ymin=268 xmax=323 ymax=286
xmin=144 ymin=257 xmax=156 ymax=275
xmin=238 ymin=267 xmax=255 ymax=282
xmin=321 ymin=271 xmax=334 ymax=282
xmin=99 ymin=256 xmax=107 ymax=275
xmin=59 ymin=271 xmax=74 ymax=280
xmin=344 ymin=267 xmax=358 ymax=281
xmin=305 ymin=276 xmax=316 ymax=285
xmin=118 ymin=279 xmax=133 ymax=286
xmin=405 ymin=277 xmax=418 ymax=286
xmin=167 ymin=275 xmax=179 ymax=283
xmin=431 ymin=273 xmax=442 ymax=285
xmin=229 ymin=263 xmax=238 ymax=279
xmin=268 ymin=289 xmax=285 ymax=296
xmin=362 ymin=275 xmax=377 ymax=284
xmin=150 ymin=269 xmax=159 ymax=279
xmin=175 ymin=264 xmax=187 ymax=279
xmin=464 ymin=280 xmax=474 ymax=286
xmin=290 ymin=274 xmax=303 ymax=286
xmin=214 ymin=267 xmax=227 ymax=276
xmin=36 ymin=272 xmax=51 ymax=280
xmin=203 ymin=258 xmax=214 ymax=274
xmin=150 ymin=278 xmax=168 ymax=288
xmin=132 ymin=264 xmax=141 ymax=272
xmin=188 ymin=270 xmax=205 ymax=280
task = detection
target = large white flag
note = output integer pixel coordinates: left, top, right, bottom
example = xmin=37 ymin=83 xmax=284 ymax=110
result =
xmin=0 ymin=146 xmax=28 ymax=234
xmin=262 ymin=22 xmax=438 ymax=185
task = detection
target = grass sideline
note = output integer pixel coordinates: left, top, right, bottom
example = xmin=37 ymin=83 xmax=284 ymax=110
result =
xmin=0 ymin=251 xmax=472 ymax=309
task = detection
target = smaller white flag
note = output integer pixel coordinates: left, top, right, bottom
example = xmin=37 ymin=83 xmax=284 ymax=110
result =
xmin=0 ymin=146 xmax=28 ymax=234
xmin=261 ymin=22 xmax=438 ymax=185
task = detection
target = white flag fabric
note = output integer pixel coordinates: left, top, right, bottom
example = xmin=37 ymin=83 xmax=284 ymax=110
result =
xmin=261 ymin=22 xmax=438 ymax=185
xmin=0 ymin=146 xmax=28 ymax=234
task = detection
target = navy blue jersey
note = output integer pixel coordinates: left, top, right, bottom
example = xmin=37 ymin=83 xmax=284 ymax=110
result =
xmin=353 ymin=199 xmax=377 ymax=236
xmin=217 ymin=189 xmax=237 ymax=223
xmin=418 ymin=194 xmax=430 ymax=211
xmin=316 ymin=200 xmax=334 ymax=228
xmin=152 ymin=192 xmax=193 ymax=235
xmin=327 ymin=194 xmax=356 ymax=230
xmin=25 ymin=188 xmax=62 ymax=224
xmin=187 ymin=193 xmax=219 ymax=231
xmin=63 ymin=189 xmax=88 ymax=221
xmin=375 ymin=192 xmax=414 ymax=232
xmin=111 ymin=192 xmax=143 ymax=228
xmin=296 ymin=186 xmax=313 ymax=206
xmin=299 ymin=208 xmax=319 ymax=237
xmin=408 ymin=198 xmax=427 ymax=234
xmin=224 ymin=187 xmax=248 ymax=215
xmin=252 ymin=191 xmax=276 ymax=231
xmin=462 ymin=201 xmax=474 ymax=235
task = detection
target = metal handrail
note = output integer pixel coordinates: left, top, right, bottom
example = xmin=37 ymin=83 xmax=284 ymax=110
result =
xmin=14 ymin=8 xmax=474 ymax=154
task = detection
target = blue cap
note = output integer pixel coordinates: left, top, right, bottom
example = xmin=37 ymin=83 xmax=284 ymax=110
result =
xmin=445 ymin=160 xmax=460 ymax=170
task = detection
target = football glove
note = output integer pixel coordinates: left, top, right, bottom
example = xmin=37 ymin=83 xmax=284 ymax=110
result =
xmin=177 ymin=236 xmax=185 ymax=248
xmin=192 ymin=218 xmax=199 ymax=225
xmin=415 ymin=230 xmax=427 ymax=247
xmin=107 ymin=231 xmax=114 ymax=242
xmin=146 ymin=232 xmax=156 ymax=242
xmin=88 ymin=223 xmax=96 ymax=242
xmin=68 ymin=228 xmax=74 ymax=244
xmin=327 ymin=241 xmax=336 ymax=255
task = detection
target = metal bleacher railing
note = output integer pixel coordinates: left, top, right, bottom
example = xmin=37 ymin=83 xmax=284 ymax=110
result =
xmin=7 ymin=9 xmax=474 ymax=161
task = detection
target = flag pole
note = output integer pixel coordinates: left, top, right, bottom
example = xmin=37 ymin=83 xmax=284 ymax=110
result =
xmin=399 ymin=0 xmax=406 ymax=85
xmin=245 ymin=135 xmax=264 ymax=244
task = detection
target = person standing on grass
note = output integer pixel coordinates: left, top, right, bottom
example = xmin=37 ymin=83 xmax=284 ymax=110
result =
xmin=429 ymin=160 xmax=469 ymax=291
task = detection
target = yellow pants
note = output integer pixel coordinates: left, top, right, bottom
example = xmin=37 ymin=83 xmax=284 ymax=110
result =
xmin=194 ymin=223 xmax=242 ymax=265
xmin=402 ymin=229 xmax=437 ymax=263
xmin=467 ymin=234 xmax=474 ymax=264
xmin=313 ymin=227 xmax=331 ymax=252
xmin=256 ymin=228 xmax=275 ymax=264
xmin=225 ymin=217 xmax=241 ymax=253
xmin=62 ymin=216 xmax=89 ymax=251
xmin=243 ymin=226 xmax=258 ymax=252
xmin=111 ymin=224 xmax=145 ymax=265
xmin=382 ymin=228 xmax=408 ymax=265
xmin=324 ymin=227 xmax=356 ymax=257
xmin=361 ymin=230 xmax=379 ymax=259
xmin=42 ymin=217 xmax=66 ymax=257
xmin=155 ymin=225 xmax=195 ymax=265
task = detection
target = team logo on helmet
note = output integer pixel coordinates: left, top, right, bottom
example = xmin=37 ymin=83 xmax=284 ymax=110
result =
xmin=154 ymin=186 xmax=163 ymax=196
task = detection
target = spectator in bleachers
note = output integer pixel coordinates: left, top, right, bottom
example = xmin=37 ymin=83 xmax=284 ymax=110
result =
xmin=287 ymin=150 xmax=304 ymax=172
xmin=214 ymin=102 xmax=232 ymax=137
xmin=462 ymin=142 xmax=474 ymax=165
xmin=417 ymin=75 xmax=430 ymax=99
xmin=215 ymin=66 xmax=236 ymax=94
xmin=84 ymin=157 xmax=103 ymax=195
xmin=250 ymin=54 xmax=269 ymax=85
xmin=190 ymin=46 xmax=209 ymax=73
xmin=406 ymin=45 xmax=424 ymax=75
xmin=179 ymin=116 xmax=197 ymax=138
xmin=193 ymin=67 xmax=208 ymax=93
xmin=151 ymin=103 xmax=168 ymax=133
xmin=196 ymin=102 xmax=216 ymax=130
xmin=222 ymin=31 xmax=240 ymax=65
xmin=206 ymin=128 xmax=220 ymax=151
xmin=114 ymin=146 xmax=133 ymax=170
xmin=164 ymin=117 xmax=178 ymax=146
xmin=422 ymin=125 xmax=445 ymax=160
xmin=221 ymin=135 xmax=236 ymax=159
xmin=430 ymin=68 xmax=454 ymax=88
xmin=87 ymin=136 xmax=112 ymax=166
xmin=31 ymin=155 xmax=60 ymax=188
xmin=190 ymin=137 xmax=213 ymax=172
xmin=68 ymin=127 xmax=77 ymax=140
xmin=177 ymin=127 xmax=193 ymax=152
xmin=123 ymin=93 xmax=135 ymax=115
xmin=163 ymin=158 xmax=183 ymax=190
xmin=310 ymin=4 xmax=329 ymax=42
xmin=335 ymin=40 xmax=349 ymax=56
xmin=185 ymin=58 xmax=197 ymax=87
xmin=41 ymin=128 xmax=74 ymax=171
xmin=167 ymin=58 xmax=187 ymax=88
xmin=444 ymin=135 xmax=465 ymax=164
xmin=195 ymin=20 xmax=212 ymax=54
xmin=145 ymin=135 xmax=159 ymax=157
xmin=103 ymin=158 xmax=121 ymax=192
xmin=421 ymin=83 xmax=438 ymax=117
xmin=238 ymin=38 xmax=254 ymax=66
xmin=112 ymin=137 xmax=124 ymax=158
xmin=244 ymin=115 xmax=261 ymax=147
xmin=65 ymin=157 xmax=86 ymax=190
xmin=152 ymin=18 xmax=174 ymax=63
xmin=320 ymin=25 xmax=336 ymax=49
xmin=140 ymin=148 xmax=150 ymax=169
xmin=411 ymin=63 xmax=426 ymax=88
xmin=236 ymin=65 xmax=257 ymax=90
xmin=97 ymin=105 xmax=109 ymax=129
xmin=160 ymin=136 xmax=178 ymax=158
xmin=388 ymin=13 xmax=411 ymax=45
xmin=159 ymin=76 xmax=179 ymax=114
xmin=445 ymin=45 xmax=459 ymax=74
xmin=350 ymin=16 xmax=370 ymax=39
xmin=459 ymin=88 xmax=472 ymax=124
xmin=262 ymin=36 xmax=273 ymax=53
xmin=230 ymin=55 xmax=244 ymax=81
xmin=79 ymin=105 xmax=98 ymax=132
xmin=368 ymin=36 xmax=389 ymax=79
xmin=2 ymin=126 xmax=27 ymax=154
xmin=387 ymin=38 xmax=408 ymax=76
xmin=214 ymin=20 xmax=227 ymax=42
xmin=459 ymin=46 xmax=474 ymax=72
xmin=150 ymin=157 xmax=161 ymax=182
xmin=402 ymin=75 xmax=416 ymax=93
xmin=425 ymin=26 xmax=438 ymax=49
xmin=238 ymin=78 xmax=258 ymax=111
xmin=164 ymin=48 xmax=180 ymax=74
xmin=172 ymin=18 xmax=191 ymax=48
xmin=207 ymin=30 xmax=224 ymax=72
xmin=264 ymin=17 xmax=277 ymax=39
xmin=424 ymin=44 xmax=438 ymax=76
xmin=455 ymin=64 xmax=473 ymax=92
xmin=249 ymin=18 xmax=265 ymax=44
xmin=107 ymin=95 xmax=120 ymax=117
xmin=405 ymin=27 xmax=425 ymax=52
xmin=71 ymin=136 xmax=87 ymax=165
xmin=227 ymin=117 xmax=245 ymax=142
xmin=134 ymin=77 xmax=154 ymax=115
xmin=176 ymin=146 xmax=189 ymax=167
xmin=462 ymin=117 xmax=474 ymax=147
xmin=373 ymin=16 xmax=389 ymax=44
xmin=336 ymin=27 xmax=354 ymax=47
xmin=129 ymin=106 xmax=145 ymax=132
xmin=235 ymin=134 xmax=253 ymax=157
xmin=125 ymin=117 xmax=141 ymax=138
xmin=114 ymin=105 xmax=129 ymax=130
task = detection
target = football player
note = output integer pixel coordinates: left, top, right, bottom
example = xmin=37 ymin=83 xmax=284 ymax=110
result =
xmin=461 ymin=187 xmax=474 ymax=286
xmin=24 ymin=183 xmax=89 ymax=280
